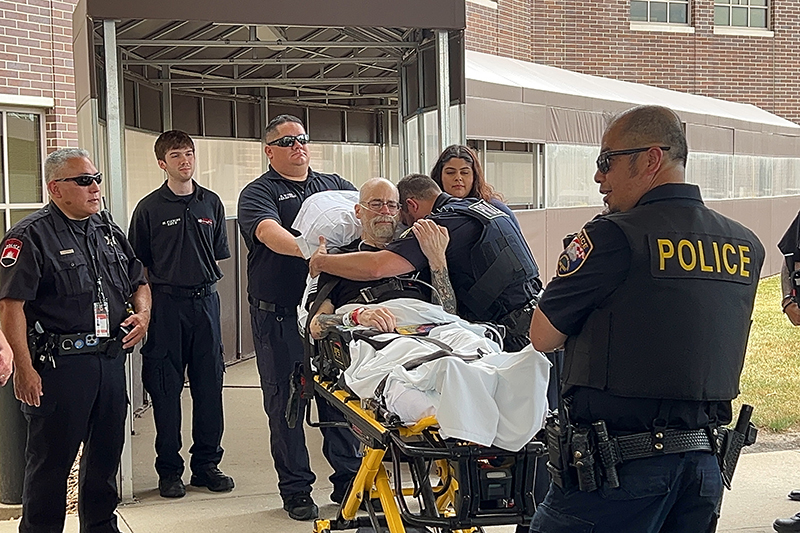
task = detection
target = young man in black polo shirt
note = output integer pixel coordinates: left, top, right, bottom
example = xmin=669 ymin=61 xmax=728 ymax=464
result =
xmin=128 ymin=130 xmax=233 ymax=498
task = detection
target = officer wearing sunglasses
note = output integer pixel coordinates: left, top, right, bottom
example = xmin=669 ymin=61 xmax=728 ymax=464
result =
xmin=237 ymin=114 xmax=360 ymax=522
xmin=527 ymin=106 xmax=764 ymax=533
xmin=0 ymin=148 xmax=151 ymax=533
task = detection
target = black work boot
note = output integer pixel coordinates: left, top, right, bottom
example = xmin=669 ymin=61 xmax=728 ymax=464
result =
xmin=283 ymin=492 xmax=319 ymax=521
xmin=190 ymin=466 xmax=235 ymax=492
xmin=158 ymin=473 xmax=186 ymax=498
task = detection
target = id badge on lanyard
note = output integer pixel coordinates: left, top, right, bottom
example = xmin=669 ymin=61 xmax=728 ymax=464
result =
xmin=94 ymin=278 xmax=110 ymax=338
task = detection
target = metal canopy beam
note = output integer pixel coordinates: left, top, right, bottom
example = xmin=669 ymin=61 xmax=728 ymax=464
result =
xmin=122 ymin=57 xmax=402 ymax=66
xmin=152 ymin=77 xmax=398 ymax=87
xmin=116 ymin=39 xmax=418 ymax=49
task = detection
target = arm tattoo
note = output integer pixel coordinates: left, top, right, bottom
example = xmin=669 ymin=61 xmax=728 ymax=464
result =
xmin=316 ymin=313 xmax=344 ymax=331
xmin=431 ymin=267 xmax=457 ymax=315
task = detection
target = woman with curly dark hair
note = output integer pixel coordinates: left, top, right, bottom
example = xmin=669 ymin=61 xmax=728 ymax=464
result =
xmin=430 ymin=144 xmax=516 ymax=220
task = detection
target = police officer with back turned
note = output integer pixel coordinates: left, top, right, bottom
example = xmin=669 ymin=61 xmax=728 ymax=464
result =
xmin=528 ymin=105 xmax=764 ymax=532
xmin=0 ymin=148 xmax=151 ymax=533
xmin=128 ymin=130 xmax=233 ymax=499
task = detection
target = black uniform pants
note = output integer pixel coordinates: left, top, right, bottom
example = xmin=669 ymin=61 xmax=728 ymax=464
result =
xmin=141 ymin=290 xmax=224 ymax=478
xmin=250 ymin=304 xmax=361 ymax=499
xmin=20 ymin=353 xmax=127 ymax=533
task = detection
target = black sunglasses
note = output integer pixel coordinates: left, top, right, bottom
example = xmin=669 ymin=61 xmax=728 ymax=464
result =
xmin=54 ymin=172 xmax=103 ymax=186
xmin=266 ymin=134 xmax=309 ymax=147
xmin=596 ymin=146 xmax=670 ymax=174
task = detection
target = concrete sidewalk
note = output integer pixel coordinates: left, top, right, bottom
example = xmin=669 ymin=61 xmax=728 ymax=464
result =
xmin=2 ymin=357 xmax=800 ymax=532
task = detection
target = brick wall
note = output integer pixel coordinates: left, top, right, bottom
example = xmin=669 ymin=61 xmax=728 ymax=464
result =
xmin=466 ymin=0 xmax=800 ymax=125
xmin=0 ymin=0 xmax=79 ymax=151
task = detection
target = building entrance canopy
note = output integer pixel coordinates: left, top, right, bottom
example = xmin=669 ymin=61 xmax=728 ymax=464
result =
xmin=71 ymin=0 xmax=464 ymax=503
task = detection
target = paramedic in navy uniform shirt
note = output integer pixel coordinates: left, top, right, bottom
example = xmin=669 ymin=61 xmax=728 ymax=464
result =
xmin=528 ymin=105 xmax=764 ymax=533
xmin=237 ymin=114 xmax=360 ymax=521
xmin=128 ymin=130 xmax=233 ymax=499
xmin=0 ymin=148 xmax=150 ymax=533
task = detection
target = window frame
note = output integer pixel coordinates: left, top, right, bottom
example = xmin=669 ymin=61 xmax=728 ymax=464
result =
xmin=0 ymin=107 xmax=47 ymax=235
xmin=713 ymin=0 xmax=769 ymax=29
xmin=630 ymin=0 xmax=692 ymax=26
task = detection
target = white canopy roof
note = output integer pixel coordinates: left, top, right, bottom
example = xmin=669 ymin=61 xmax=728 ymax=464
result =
xmin=465 ymin=50 xmax=799 ymax=130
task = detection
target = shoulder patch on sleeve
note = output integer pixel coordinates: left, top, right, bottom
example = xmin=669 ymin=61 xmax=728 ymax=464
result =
xmin=556 ymin=229 xmax=593 ymax=277
xmin=1 ymin=238 xmax=23 ymax=267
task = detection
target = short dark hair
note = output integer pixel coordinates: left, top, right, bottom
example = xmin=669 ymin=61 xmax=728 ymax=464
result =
xmin=430 ymin=144 xmax=502 ymax=202
xmin=265 ymin=114 xmax=305 ymax=142
xmin=154 ymin=130 xmax=195 ymax=161
xmin=614 ymin=105 xmax=688 ymax=167
xmin=397 ymin=174 xmax=441 ymax=208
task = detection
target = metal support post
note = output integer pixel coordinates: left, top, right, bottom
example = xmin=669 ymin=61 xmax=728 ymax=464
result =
xmin=435 ymin=30 xmax=451 ymax=152
xmin=103 ymin=19 xmax=134 ymax=503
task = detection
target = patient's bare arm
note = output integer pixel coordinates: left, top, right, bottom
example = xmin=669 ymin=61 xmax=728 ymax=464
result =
xmin=413 ymin=219 xmax=457 ymax=314
xmin=310 ymin=300 xmax=398 ymax=339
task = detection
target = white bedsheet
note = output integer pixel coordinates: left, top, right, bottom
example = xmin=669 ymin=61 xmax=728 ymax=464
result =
xmin=340 ymin=299 xmax=550 ymax=452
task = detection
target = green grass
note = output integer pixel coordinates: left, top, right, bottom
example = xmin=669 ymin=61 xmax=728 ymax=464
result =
xmin=736 ymin=275 xmax=800 ymax=432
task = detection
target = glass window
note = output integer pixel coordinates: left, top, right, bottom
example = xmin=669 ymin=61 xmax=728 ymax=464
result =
xmin=714 ymin=0 xmax=768 ymax=28
xmin=545 ymin=144 xmax=602 ymax=208
xmin=423 ymin=111 xmax=439 ymax=174
xmin=651 ymin=2 xmax=668 ymax=22
xmin=0 ymin=118 xmax=4 ymax=202
xmin=307 ymin=143 xmax=382 ymax=191
xmin=7 ymin=113 xmax=42 ymax=204
xmin=631 ymin=1 xmax=648 ymax=21
xmin=10 ymin=208 xmax=37 ymax=226
xmin=485 ymin=150 xmax=535 ymax=206
xmin=1 ymin=110 xmax=46 ymax=234
xmin=405 ymin=115 xmax=420 ymax=174
xmin=686 ymin=152 xmax=732 ymax=199
xmin=630 ymin=0 xmax=690 ymax=24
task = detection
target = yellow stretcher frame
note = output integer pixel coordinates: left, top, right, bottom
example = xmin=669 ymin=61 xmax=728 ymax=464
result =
xmin=310 ymin=372 xmax=546 ymax=533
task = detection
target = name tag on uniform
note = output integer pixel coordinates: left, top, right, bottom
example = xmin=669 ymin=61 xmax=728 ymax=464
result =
xmin=59 ymin=248 xmax=74 ymax=255
xmin=650 ymin=232 xmax=755 ymax=284
xmin=94 ymin=301 xmax=110 ymax=337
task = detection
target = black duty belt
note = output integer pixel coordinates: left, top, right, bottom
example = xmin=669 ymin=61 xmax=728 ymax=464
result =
xmin=154 ymin=282 xmax=217 ymax=299
xmin=613 ymin=428 xmax=713 ymax=461
xmin=248 ymin=295 xmax=293 ymax=314
xmin=55 ymin=332 xmax=114 ymax=356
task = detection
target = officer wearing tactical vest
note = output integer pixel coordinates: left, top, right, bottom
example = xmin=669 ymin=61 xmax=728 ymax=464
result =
xmin=309 ymin=174 xmax=542 ymax=352
xmin=528 ymin=105 xmax=764 ymax=533
xmin=307 ymin=177 xmax=456 ymax=340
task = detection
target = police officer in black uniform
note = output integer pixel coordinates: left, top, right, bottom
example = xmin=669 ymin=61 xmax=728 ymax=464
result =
xmin=308 ymin=178 xmax=456 ymax=340
xmin=237 ymin=114 xmax=361 ymax=521
xmin=771 ymin=217 xmax=800 ymax=532
xmin=128 ymin=130 xmax=233 ymax=499
xmin=310 ymin=173 xmax=542 ymax=352
xmin=528 ymin=105 xmax=764 ymax=533
xmin=0 ymin=148 xmax=150 ymax=533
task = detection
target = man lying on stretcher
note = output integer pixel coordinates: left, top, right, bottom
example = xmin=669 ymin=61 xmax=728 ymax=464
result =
xmin=307 ymin=177 xmax=455 ymax=339
xmin=297 ymin=178 xmax=550 ymax=452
